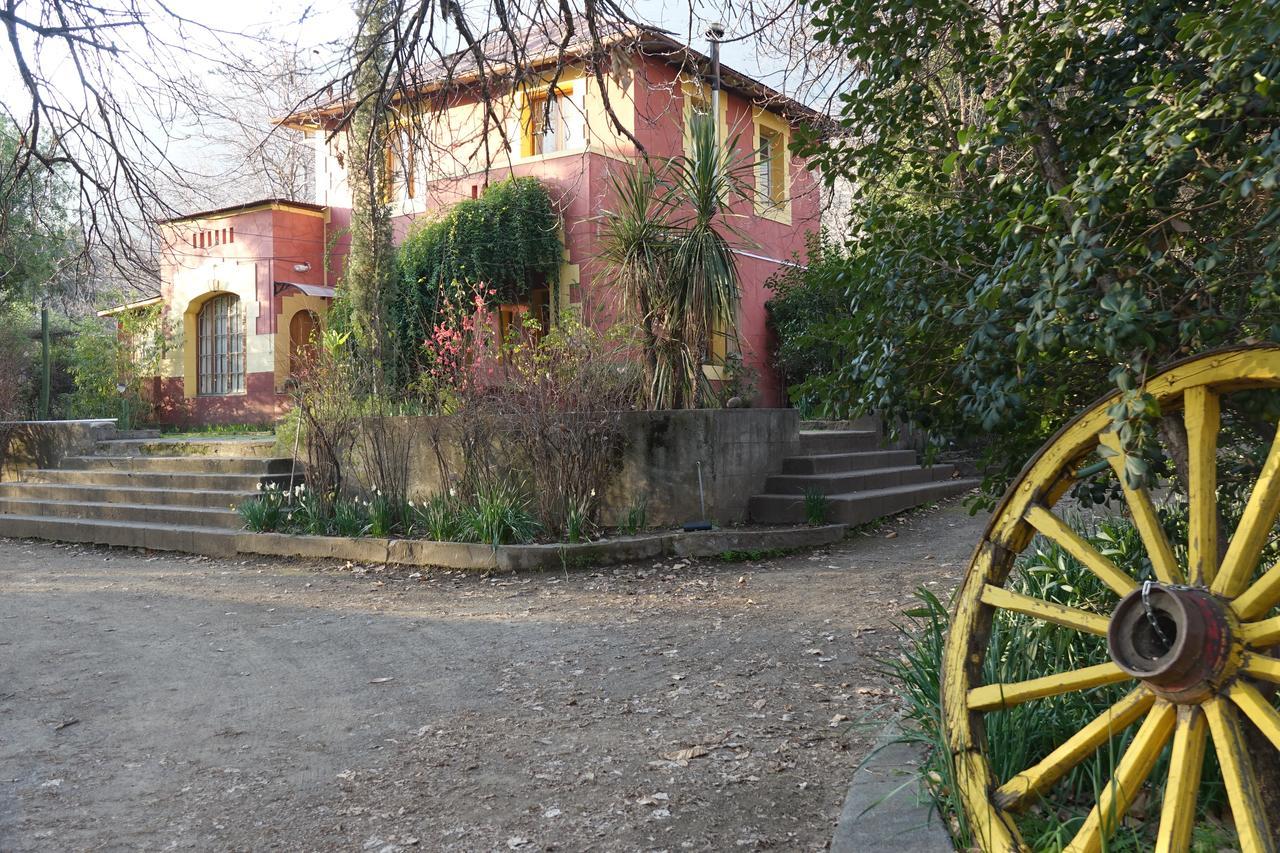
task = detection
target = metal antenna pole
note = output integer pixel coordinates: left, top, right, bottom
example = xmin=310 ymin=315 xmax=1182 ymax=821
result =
xmin=707 ymin=22 xmax=725 ymax=149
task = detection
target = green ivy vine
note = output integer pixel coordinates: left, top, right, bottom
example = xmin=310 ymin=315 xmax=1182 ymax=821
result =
xmin=388 ymin=177 xmax=562 ymax=389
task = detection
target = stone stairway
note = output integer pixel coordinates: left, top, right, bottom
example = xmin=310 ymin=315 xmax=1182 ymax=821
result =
xmin=748 ymin=425 xmax=979 ymax=526
xmin=0 ymin=432 xmax=299 ymax=556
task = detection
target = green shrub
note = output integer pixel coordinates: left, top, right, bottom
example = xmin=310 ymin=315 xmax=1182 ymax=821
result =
xmin=331 ymin=498 xmax=370 ymax=538
xmin=65 ymin=307 xmax=165 ymax=427
xmin=366 ymin=490 xmax=399 ymax=537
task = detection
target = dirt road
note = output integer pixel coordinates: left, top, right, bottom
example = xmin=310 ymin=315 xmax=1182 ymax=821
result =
xmin=0 ymin=500 xmax=985 ymax=852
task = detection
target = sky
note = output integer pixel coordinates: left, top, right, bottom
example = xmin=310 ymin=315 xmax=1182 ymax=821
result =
xmin=0 ymin=0 xmax=839 ymax=219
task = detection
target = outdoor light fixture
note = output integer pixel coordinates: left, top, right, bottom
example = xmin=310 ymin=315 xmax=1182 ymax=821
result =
xmin=293 ymin=262 xmax=312 ymax=273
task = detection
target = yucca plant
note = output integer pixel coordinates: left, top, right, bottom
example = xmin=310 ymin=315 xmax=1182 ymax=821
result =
xmin=598 ymin=112 xmax=753 ymax=409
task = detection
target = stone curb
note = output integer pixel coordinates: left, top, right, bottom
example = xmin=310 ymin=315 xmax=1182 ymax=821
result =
xmin=235 ymin=523 xmax=847 ymax=571
xmin=831 ymin=720 xmax=954 ymax=852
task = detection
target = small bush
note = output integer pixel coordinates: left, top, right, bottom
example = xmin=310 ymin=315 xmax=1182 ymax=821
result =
xmin=331 ymin=498 xmax=370 ymax=537
xmin=565 ymin=493 xmax=592 ymax=544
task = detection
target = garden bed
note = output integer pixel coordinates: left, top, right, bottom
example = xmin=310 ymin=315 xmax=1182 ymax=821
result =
xmin=234 ymin=523 xmax=846 ymax=572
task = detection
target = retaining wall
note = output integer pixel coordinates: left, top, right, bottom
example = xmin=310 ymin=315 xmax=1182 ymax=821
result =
xmin=343 ymin=409 xmax=803 ymax=527
xmin=0 ymin=420 xmax=117 ymax=481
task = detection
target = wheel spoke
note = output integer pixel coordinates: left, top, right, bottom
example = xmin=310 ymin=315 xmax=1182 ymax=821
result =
xmin=1242 ymin=652 xmax=1280 ymax=684
xmin=1204 ymin=696 xmax=1277 ymax=853
xmin=1229 ymin=681 xmax=1280 ymax=752
xmin=1184 ymin=387 xmax=1221 ymax=587
xmin=994 ymin=688 xmax=1155 ymax=810
xmin=1099 ymin=433 xmax=1182 ymax=585
xmin=1233 ymin=558 xmax=1280 ymax=622
xmin=1024 ymin=504 xmax=1138 ymax=597
xmin=1242 ymin=614 xmax=1280 ymax=649
xmin=1063 ymin=702 xmax=1176 ymax=853
xmin=1213 ymin=422 xmax=1280 ymax=598
xmin=969 ymin=662 xmax=1131 ymax=712
xmin=981 ymin=584 xmax=1111 ymax=637
xmin=1155 ymin=706 xmax=1208 ymax=853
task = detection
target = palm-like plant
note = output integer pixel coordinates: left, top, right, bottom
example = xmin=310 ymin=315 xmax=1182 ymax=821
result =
xmin=598 ymin=112 xmax=752 ymax=409
xmin=598 ymin=164 xmax=672 ymax=407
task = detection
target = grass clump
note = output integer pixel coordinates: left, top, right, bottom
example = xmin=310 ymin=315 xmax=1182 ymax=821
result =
xmin=237 ymin=480 xmax=540 ymax=545
xmin=455 ymin=480 xmax=541 ymax=546
xmin=803 ymin=487 xmax=830 ymax=525
xmin=620 ymin=497 xmax=648 ymax=535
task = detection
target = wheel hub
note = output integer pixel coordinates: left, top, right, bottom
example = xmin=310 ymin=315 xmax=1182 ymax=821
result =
xmin=1107 ymin=582 xmax=1241 ymax=704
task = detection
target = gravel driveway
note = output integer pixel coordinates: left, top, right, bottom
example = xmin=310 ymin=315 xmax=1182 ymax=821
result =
xmin=0 ymin=500 xmax=986 ymax=852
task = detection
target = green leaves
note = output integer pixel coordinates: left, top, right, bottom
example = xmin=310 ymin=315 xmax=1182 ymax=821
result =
xmin=781 ymin=0 xmax=1280 ymax=503
xmin=391 ymin=177 xmax=562 ymax=392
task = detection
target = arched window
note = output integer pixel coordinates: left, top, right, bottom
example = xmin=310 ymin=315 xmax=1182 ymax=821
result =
xmin=289 ymin=310 xmax=321 ymax=378
xmin=197 ymin=293 xmax=245 ymax=395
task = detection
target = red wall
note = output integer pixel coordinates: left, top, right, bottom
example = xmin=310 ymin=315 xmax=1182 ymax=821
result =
xmin=151 ymin=54 xmax=820 ymax=426
xmin=151 ymin=205 xmax=328 ymax=427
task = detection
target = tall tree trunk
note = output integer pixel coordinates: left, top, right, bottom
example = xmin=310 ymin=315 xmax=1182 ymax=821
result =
xmin=343 ymin=0 xmax=396 ymax=386
xmin=1159 ymin=413 xmax=1280 ymax=841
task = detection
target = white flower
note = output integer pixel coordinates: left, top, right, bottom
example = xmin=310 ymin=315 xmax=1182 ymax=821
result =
xmin=256 ymin=482 xmax=262 ymax=491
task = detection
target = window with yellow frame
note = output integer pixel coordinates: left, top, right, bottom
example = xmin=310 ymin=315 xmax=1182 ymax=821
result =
xmin=706 ymin=312 xmax=729 ymax=365
xmin=522 ymin=87 xmax=570 ymax=157
xmin=752 ymin=109 xmax=791 ymax=220
xmin=757 ymin=127 xmax=786 ymax=207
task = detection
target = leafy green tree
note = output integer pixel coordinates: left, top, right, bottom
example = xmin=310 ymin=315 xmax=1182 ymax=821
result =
xmin=788 ymin=0 xmax=1280 ymax=497
xmin=64 ymin=307 xmax=166 ymax=427
xmin=0 ymin=119 xmax=76 ymax=309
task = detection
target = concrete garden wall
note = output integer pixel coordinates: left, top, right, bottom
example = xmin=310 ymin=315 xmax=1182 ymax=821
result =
xmin=0 ymin=420 xmax=117 ymax=481
xmin=346 ymin=409 xmax=802 ymax=527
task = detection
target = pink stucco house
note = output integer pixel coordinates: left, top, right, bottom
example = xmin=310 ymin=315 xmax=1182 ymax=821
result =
xmin=121 ymin=22 xmax=823 ymax=426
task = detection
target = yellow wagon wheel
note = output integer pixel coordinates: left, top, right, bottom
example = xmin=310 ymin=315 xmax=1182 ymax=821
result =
xmin=943 ymin=346 xmax=1280 ymax=852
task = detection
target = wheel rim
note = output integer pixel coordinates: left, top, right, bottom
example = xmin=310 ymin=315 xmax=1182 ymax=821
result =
xmin=943 ymin=346 xmax=1280 ymax=853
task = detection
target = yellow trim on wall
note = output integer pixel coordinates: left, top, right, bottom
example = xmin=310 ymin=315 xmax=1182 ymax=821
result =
xmin=273 ymin=295 xmax=331 ymax=392
xmin=752 ymin=107 xmax=792 ymax=225
xmin=681 ymin=80 xmax=729 ymax=158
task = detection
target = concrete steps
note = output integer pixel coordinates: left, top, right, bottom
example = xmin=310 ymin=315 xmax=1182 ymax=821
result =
xmin=0 ymin=513 xmax=238 ymax=555
xmin=0 ymin=498 xmax=243 ymax=529
xmin=782 ymin=449 xmax=918 ymax=475
xmin=61 ymin=455 xmax=294 ymax=475
xmin=0 ymin=434 xmax=293 ymax=556
xmin=20 ymin=469 xmax=300 ymax=491
xmin=749 ymin=479 xmax=981 ymax=526
xmin=0 ymin=482 xmax=253 ymax=509
xmin=749 ymin=423 xmax=976 ymax=525
xmin=92 ymin=435 xmax=278 ymax=458
xmin=798 ymin=430 xmax=880 ymax=455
